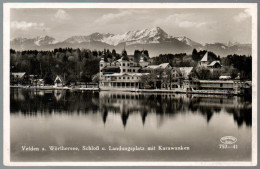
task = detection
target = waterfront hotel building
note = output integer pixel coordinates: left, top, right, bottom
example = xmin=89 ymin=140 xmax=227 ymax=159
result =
xmin=99 ymin=52 xmax=150 ymax=90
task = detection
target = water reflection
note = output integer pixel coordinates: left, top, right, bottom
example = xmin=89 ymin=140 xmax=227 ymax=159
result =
xmin=11 ymin=88 xmax=252 ymax=128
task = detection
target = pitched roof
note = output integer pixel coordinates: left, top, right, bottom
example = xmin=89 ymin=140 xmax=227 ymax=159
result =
xmin=172 ymin=67 xmax=182 ymax=74
xmin=11 ymin=72 xmax=26 ymax=78
xmin=159 ymin=63 xmax=170 ymax=69
xmin=208 ymin=60 xmax=221 ymax=67
xmin=145 ymin=63 xmax=170 ymax=70
xmin=54 ymin=75 xmax=64 ymax=82
xmin=201 ymin=52 xmax=208 ymax=62
xmin=178 ymin=67 xmax=193 ymax=79
xmin=145 ymin=65 xmax=160 ymax=69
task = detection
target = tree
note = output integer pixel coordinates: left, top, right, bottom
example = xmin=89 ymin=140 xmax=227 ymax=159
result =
xmin=195 ymin=67 xmax=211 ymax=80
xmin=192 ymin=48 xmax=199 ymax=61
xmin=140 ymin=74 xmax=156 ymax=89
xmin=112 ymin=49 xmax=117 ymax=58
xmin=92 ymin=73 xmax=100 ymax=83
xmin=144 ymin=50 xmax=149 ymax=58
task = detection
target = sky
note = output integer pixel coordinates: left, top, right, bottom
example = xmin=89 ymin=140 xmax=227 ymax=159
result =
xmin=10 ymin=8 xmax=252 ymax=44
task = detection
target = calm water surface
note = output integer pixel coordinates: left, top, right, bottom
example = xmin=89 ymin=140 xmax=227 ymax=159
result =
xmin=10 ymin=88 xmax=252 ymax=162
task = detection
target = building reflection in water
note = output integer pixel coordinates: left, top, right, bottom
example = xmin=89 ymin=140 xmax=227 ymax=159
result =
xmin=10 ymin=88 xmax=252 ymax=128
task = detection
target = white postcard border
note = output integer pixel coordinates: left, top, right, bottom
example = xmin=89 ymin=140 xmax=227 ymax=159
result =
xmin=3 ymin=3 xmax=258 ymax=166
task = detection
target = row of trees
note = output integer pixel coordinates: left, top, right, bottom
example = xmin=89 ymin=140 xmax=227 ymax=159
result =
xmin=10 ymin=48 xmax=114 ymax=84
xmin=10 ymin=47 xmax=252 ymax=86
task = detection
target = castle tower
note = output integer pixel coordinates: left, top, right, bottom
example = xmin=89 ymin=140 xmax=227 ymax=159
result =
xmin=100 ymin=57 xmax=107 ymax=78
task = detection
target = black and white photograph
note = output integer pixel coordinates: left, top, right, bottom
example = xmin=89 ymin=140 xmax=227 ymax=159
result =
xmin=3 ymin=3 xmax=257 ymax=166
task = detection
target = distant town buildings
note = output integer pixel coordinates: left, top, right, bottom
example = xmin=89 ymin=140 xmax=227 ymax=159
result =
xmin=10 ymin=49 xmax=251 ymax=95
xmin=99 ymin=50 xmax=250 ymax=95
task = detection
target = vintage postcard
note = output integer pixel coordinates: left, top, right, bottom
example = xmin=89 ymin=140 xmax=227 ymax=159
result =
xmin=3 ymin=3 xmax=257 ymax=166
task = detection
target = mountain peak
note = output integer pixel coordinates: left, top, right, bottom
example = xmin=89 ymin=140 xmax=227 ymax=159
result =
xmin=34 ymin=35 xmax=58 ymax=46
xmin=36 ymin=35 xmax=55 ymax=40
xmin=151 ymin=26 xmax=163 ymax=31
xmin=148 ymin=26 xmax=166 ymax=34
xmin=175 ymin=36 xmax=202 ymax=48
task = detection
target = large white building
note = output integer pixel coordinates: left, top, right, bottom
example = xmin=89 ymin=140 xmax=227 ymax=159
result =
xmin=99 ymin=52 xmax=149 ymax=90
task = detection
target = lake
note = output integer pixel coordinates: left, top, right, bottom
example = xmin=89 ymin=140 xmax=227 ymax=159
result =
xmin=10 ymin=88 xmax=252 ymax=162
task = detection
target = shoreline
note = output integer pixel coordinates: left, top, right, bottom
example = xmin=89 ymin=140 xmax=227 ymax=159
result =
xmin=10 ymin=85 xmax=99 ymax=91
xmin=10 ymin=85 xmax=250 ymax=96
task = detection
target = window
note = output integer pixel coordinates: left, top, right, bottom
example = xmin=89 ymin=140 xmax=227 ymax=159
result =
xmin=133 ymin=69 xmax=135 ymax=72
xmin=119 ymin=77 xmax=121 ymax=79
xmin=123 ymin=63 xmax=125 ymax=66
xmin=132 ymin=77 xmax=134 ymax=79
xmin=128 ymin=69 xmax=131 ymax=72
xmin=123 ymin=69 xmax=126 ymax=72
xmin=128 ymin=77 xmax=130 ymax=79
xmin=123 ymin=77 xmax=125 ymax=79
xmin=100 ymin=64 xmax=103 ymax=67
xmin=128 ymin=64 xmax=129 ymax=66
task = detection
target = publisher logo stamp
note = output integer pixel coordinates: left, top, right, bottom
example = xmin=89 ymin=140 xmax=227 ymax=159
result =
xmin=219 ymin=136 xmax=238 ymax=149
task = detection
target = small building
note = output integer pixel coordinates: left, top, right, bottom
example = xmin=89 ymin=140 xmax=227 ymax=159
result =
xmin=11 ymin=72 xmax=26 ymax=79
xmin=198 ymin=52 xmax=222 ymax=71
xmin=54 ymin=75 xmax=64 ymax=87
xmin=161 ymin=67 xmax=182 ymax=89
xmin=10 ymin=72 xmax=29 ymax=85
xmin=33 ymin=79 xmax=45 ymax=86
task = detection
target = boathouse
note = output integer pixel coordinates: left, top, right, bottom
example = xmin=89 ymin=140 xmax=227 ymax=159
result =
xmin=54 ymin=75 xmax=64 ymax=87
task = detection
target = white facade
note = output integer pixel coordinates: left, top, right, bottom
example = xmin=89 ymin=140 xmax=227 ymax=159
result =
xmin=99 ymin=55 xmax=149 ymax=91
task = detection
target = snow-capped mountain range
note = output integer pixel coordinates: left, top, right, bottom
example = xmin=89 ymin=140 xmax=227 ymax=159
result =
xmin=10 ymin=27 xmax=251 ymax=57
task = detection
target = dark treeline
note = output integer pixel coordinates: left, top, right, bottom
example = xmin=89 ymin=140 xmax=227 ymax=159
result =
xmin=10 ymin=48 xmax=113 ymax=84
xmin=221 ymin=54 xmax=252 ymax=80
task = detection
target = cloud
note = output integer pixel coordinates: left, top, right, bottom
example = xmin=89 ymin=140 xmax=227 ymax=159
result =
xmin=155 ymin=14 xmax=207 ymax=28
xmin=178 ymin=21 xmax=206 ymax=28
xmin=11 ymin=21 xmax=48 ymax=30
xmin=95 ymin=11 xmax=133 ymax=24
xmin=234 ymin=9 xmax=252 ymax=22
xmin=54 ymin=9 xmax=70 ymax=20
